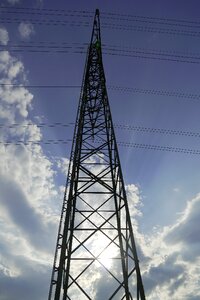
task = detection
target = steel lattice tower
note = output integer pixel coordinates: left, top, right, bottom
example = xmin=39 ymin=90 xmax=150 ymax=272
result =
xmin=49 ymin=9 xmax=145 ymax=300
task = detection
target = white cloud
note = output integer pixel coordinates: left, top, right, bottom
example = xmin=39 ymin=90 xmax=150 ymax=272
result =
xmin=0 ymin=37 xmax=62 ymax=300
xmin=138 ymin=193 xmax=200 ymax=299
xmin=0 ymin=51 xmax=25 ymax=80
xmin=164 ymin=194 xmax=200 ymax=261
xmin=18 ymin=22 xmax=35 ymax=40
xmin=0 ymin=27 xmax=9 ymax=45
xmin=126 ymin=183 xmax=143 ymax=217
xmin=0 ymin=51 xmax=33 ymax=123
xmin=0 ymin=86 xmax=33 ymax=119
xmin=56 ymin=157 xmax=70 ymax=174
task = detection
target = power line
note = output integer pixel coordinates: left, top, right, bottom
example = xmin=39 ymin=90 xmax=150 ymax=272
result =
xmin=0 ymin=83 xmax=81 ymax=89
xmin=3 ymin=42 xmax=200 ymax=61
xmin=109 ymin=86 xmax=200 ymax=101
xmin=0 ymin=9 xmax=93 ymax=19
xmin=118 ymin=142 xmax=200 ymax=155
xmin=3 ymin=41 xmax=200 ymax=60
xmin=2 ymin=121 xmax=200 ymax=138
xmin=101 ymin=11 xmax=200 ymax=27
xmin=1 ymin=83 xmax=200 ymax=102
xmin=104 ymin=46 xmax=200 ymax=60
xmin=4 ymin=41 xmax=200 ymax=57
xmin=0 ymin=18 xmax=90 ymax=27
xmin=5 ymin=41 xmax=87 ymax=46
xmin=0 ymin=46 xmax=86 ymax=54
xmin=101 ymin=23 xmax=200 ymax=38
xmin=104 ymin=51 xmax=200 ymax=64
xmin=115 ymin=124 xmax=200 ymax=138
xmin=2 ymin=11 xmax=200 ymax=31
xmin=2 ymin=138 xmax=200 ymax=155
xmin=0 ymin=6 xmax=93 ymax=14
xmin=1 ymin=16 xmax=200 ymax=38
xmin=0 ymin=122 xmax=73 ymax=128
xmin=0 ymin=83 xmax=82 ymax=89
xmin=102 ymin=16 xmax=200 ymax=30
xmin=2 ymin=6 xmax=200 ymax=29
xmin=1 ymin=46 xmax=200 ymax=64
xmin=0 ymin=45 xmax=84 ymax=54
xmin=106 ymin=45 xmax=200 ymax=57
xmin=1 ymin=139 xmax=71 ymax=146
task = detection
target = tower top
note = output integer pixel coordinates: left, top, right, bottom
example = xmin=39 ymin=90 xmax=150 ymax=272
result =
xmin=90 ymin=8 xmax=101 ymax=46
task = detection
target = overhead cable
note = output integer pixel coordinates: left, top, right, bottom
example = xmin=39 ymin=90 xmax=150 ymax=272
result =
xmin=3 ymin=42 xmax=200 ymax=60
xmin=1 ymin=83 xmax=200 ymax=102
xmin=2 ymin=139 xmax=200 ymax=155
xmin=1 ymin=17 xmax=200 ymax=38
xmin=1 ymin=45 xmax=200 ymax=64
xmin=2 ymin=122 xmax=200 ymax=138
xmin=2 ymin=6 xmax=200 ymax=29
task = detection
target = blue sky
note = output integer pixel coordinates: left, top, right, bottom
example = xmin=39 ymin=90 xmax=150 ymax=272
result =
xmin=1 ymin=0 xmax=200 ymax=299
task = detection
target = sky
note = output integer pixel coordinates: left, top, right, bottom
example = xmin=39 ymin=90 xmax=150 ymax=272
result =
xmin=0 ymin=0 xmax=200 ymax=299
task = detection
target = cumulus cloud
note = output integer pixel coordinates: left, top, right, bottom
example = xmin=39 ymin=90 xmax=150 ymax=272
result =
xmin=139 ymin=193 xmax=200 ymax=299
xmin=0 ymin=175 xmax=55 ymax=251
xmin=0 ymin=27 xmax=9 ymax=45
xmin=126 ymin=183 xmax=143 ymax=217
xmin=0 ymin=51 xmax=24 ymax=79
xmin=165 ymin=194 xmax=200 ymax=261
xmin=0 ymin=257 xmax=50 ymax=300
xmin=0 ymin=36 xmax=61 ymax=300
xmin=143 ymin=253 xmax=185 ymax=293
xmin=56 ymin=157 xmax=70 ymax=174
xmin=0 ymin=51 xmax=33 ymax=123
xmin=18 ymin=22 xmax=35 ymax=40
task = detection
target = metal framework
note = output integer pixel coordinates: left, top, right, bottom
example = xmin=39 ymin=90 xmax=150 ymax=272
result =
xmin=49 ymin=9 xmax=145 ymax=300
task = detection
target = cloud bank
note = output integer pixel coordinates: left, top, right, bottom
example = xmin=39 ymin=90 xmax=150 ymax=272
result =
xmin=0 ymin=28 xmax=61 ymax=300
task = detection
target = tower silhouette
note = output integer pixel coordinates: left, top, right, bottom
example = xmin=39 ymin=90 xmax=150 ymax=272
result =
xmin=49 ymin=9 xmax=145 ymax=300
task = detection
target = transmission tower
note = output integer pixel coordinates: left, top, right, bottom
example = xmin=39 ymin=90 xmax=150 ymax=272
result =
xmin=49 ymin=9 xmax=145 ymax=300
